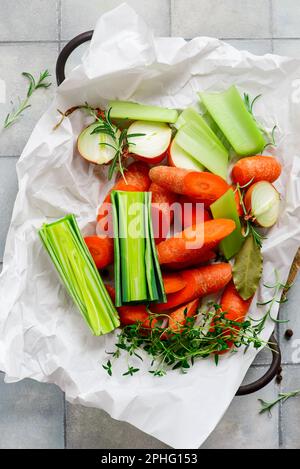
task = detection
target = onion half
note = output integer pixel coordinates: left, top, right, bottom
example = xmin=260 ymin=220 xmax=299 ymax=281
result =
xmin=244 ymin=181 xmax=280 ymax=228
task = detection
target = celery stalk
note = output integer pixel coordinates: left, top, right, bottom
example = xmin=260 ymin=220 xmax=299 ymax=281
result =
xmin=112 ymin=191 xmax=166 ymax=306
xmin=175 ymin=122 xmax=228 ymax=179
xmin=199 ymin=86 xmax=265 ymax=156
xmin=174 ymin=107 xmax=225 ymax=150
xmin=210 ymin=188 xmax=244 ymax=259
xmin=109 ymin=100 xmax=178 ymax=123
xmin=39 ymin=214 xmax=120 ymax=335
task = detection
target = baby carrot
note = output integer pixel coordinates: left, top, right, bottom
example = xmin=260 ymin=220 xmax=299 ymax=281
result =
xmin=149 ymin=166 xmax=230 ymax=206
xmin=105 ymin=284 xmax=154 ymax=327
xmin=162 ymin=272 xmax=187 ymax=294
xmin=157 ymin=219 xmax=236 ymax=264
xmin=84 ymin=236 xmax=114 ymax=269
xmin=152 ymin=263 xmax=232 ymax=312
xmin=162 ymin=250 xmax=216 ymax=271
xmin=168 ymin=298 xmax=200 ymax=333
xmin=231 ymin=155 xmax=281 ymax=186
xmin=150 ymin=182 xmax=178 ymax=243
xmin=215 ymin=281 xmax=253 ymax=353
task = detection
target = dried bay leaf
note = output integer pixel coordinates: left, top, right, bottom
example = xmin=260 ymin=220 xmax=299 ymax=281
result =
xmin=233 ymin=234 xmax=263 ymax=300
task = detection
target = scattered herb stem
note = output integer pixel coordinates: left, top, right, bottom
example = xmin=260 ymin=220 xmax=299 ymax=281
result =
xmin=252 ymin=270 xmax=291 ymax=334
xmin=243 ymin=92 xmax=277 ymax=150
xmin=4 ymin=70 xmax=52 ymax=129
xmin=259 ymin=389 xmax=300 ymax=414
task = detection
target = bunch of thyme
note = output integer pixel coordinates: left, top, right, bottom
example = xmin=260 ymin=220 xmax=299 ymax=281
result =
xmin=103 ymin=305 xmax=268 ymax=378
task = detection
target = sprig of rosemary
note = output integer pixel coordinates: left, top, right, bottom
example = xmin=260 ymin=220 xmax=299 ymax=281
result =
xmin=91 ymin=107 xmax=144 ymax=180
xmin=251 ymin=270 xmax=291 ymax=334
xmin=4 ymin=70 xmax=52 ymax=128
xmin=54 ymin=103 xmax=144 ymax=181
xmin=243 ymin=93 xmax=277 ymax=150
xmin=103 ymin=305 xmax=270 ymax=378
xmin=259 ymin=389 xmax=300 ymax=415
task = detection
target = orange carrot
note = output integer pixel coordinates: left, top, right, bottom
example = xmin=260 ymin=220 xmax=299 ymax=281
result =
xmin=176 ymin=195 xmax=211 ymax=231
xmin=97 ymin=161 xmax=151 ymax=230
xmin=231 ymin=155 xmax=282 ymax=186
xmin=157 ymin=219 xmax=236 ymax=264
xmin=149 ymin=166 xmax=230 ymax=206
xmin=84 ymin=236 xmax=114 ymax=269
xmin=216 ymin=281 xmax=253 ymax=353
xmin=162 ymin=272 xmax=187 ymax=294
xmin=152 ymin=263 xmax=232 ymax=312
xmin=150 ymin=182 xmax=178 ymax=243
xmin=105 ymin=284 xmax=155 ymax=327
xmin=168 ymin=299 xmax=200 ymax=333
xmin=163 ymin=250 xmax=216 ymax=271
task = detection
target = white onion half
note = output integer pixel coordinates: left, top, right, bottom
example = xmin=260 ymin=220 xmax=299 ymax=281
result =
xmin=77 ymin=122 xmax=119 ymax=165
xmin=246 ymin=181 xmax=280 ymax=228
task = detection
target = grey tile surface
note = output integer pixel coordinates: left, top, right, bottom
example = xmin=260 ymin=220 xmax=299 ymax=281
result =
xmin=280 ymin=365 xmax=300 ymax=448
xmin=273 ymin=39 xmax=300 ymax=58
xmin=273 ymin=0 xmax=300 ymax=38
xmin=225 ymin=39 xmax=272 ymax=55
xmin=66 ymin=403 xmax=169 ymax=449
xmin=171 ymin=0 xmax=271 ymax=39
xmin=0 ymin=43 xmax=58 ymax=156
xmin=279 ymin=273 xmax=300 ymax=365
xmin=202 ymin=367 xmax=279 ymax=449
xmin=0 ymin=157 xmax=18 ymax=261
xmin=0 ymin=372 xmax=64 ymax=449
xmin=0 ymin=0 xmax=58 ymax=41
xmin=61 ymin=0 xmax=171 ymax=40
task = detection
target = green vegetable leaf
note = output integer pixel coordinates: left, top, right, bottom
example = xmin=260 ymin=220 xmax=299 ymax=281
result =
xmin=233 ymin=233 xmax=263 ymax=300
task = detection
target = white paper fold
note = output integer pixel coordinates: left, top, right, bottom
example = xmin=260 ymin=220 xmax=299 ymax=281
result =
xmin=1 ymin=3 xmax=300 ymax=449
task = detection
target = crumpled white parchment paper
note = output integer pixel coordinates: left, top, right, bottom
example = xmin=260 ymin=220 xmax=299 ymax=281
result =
xmin=1 ymin=3 xmax=300 ymax=449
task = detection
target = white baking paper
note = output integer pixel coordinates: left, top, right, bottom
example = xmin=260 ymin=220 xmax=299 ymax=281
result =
xmin=1 ymin=3 xmax=300 ymax=449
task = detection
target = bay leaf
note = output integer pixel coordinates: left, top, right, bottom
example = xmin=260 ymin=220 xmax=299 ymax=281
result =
xmin=233 ymin=234 xmax=263 ymax=300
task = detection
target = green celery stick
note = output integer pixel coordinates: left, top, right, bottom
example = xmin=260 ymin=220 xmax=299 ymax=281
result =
xmin=210 ymin=188 xmax=244 ymax=259
xmin=175 ymin=122 xmax=228 ymax=179
xmin=144 ymin=192 xmax=159 ymax=302
xmin=146 ymin=192 xmax=166 ymax=304
xmin=174 ymin=107 xmax=225 ymax=151
xmin=199 ymin=86 xmax=265 ymax=156
xmin=39 ymin=214 xmax=119 ymax=335
xmin=109 ymin=100 xmax=178 ymax=123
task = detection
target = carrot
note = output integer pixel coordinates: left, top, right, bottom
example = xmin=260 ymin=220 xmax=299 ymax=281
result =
xmin=157 ymin=219 xmax=236 ymax=264
xmin=168 ymin=299 xmax=200 ymax=333
xmin=163 ymin=250 xmax=216 ymax=271
xmin=176 ymin=195 xmax=211 ymax=231
xmin=84 ymin=236 xmax=114 ymax=269
xmin=150 ymin=182 xmax=178 ymax=243
xmin=216 ymin=281 xmax=253 ymax=353
xmin=105 ymin=284 xmax=155 ymax=327
xmin=231 ymin=155 xmax=282 ymax=186
xmin=152 ymin=263 xmax=232 ymax=312
xmin=162 ymin=272 xmax=187 ymax=294
xmin=149 ymin=166 xmax=230 ymax=206
xmin=97 ymin=161 xmax=151 ymax=231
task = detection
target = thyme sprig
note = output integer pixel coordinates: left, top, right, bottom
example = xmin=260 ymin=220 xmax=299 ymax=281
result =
xmin=103 ymin=305 xmax=269 ymax=378
xmin=4 ymin=70 xmax=52 ymax=128
xmin=243 ymin=93 xmax=277 ymax=150
xmin=259 ymin=389 xmax=300 ymax=415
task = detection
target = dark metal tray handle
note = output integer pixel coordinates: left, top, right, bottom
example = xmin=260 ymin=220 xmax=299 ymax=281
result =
xmin=56 ymin=34 xmax=282 ymax=396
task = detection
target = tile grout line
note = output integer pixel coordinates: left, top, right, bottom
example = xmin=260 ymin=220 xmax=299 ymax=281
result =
xmin=63 ymin=393 xmax=67 ymax=449
xmin=169 ymin=0 xmax=173 ymax=36
xmin=269 ymin=0 xmax=274 ymax=53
